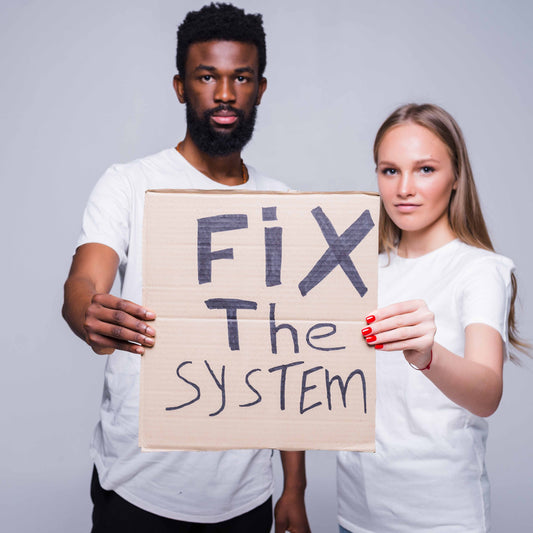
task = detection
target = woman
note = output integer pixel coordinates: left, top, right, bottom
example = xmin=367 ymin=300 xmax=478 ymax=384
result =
xmin=337 ymin=103 xmax=527 ymax=532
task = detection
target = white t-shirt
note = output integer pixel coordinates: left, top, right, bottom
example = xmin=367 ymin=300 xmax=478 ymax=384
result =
xmin=77 ymin=148 xmax=289 ymax=522
xmin=337 ymin=239 xmax=514 ymax=533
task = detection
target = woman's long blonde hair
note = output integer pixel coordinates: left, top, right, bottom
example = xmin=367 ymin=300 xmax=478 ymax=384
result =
xmin=374 ymin=103 xmax=527 ymax=362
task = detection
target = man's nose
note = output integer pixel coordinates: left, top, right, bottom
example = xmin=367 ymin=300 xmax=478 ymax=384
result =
xmin=214 ymin=78 xmax=236 ymax=103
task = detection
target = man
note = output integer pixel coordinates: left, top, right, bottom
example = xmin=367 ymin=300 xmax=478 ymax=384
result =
xmin=62 ymin=3 xmax=310 ymax=532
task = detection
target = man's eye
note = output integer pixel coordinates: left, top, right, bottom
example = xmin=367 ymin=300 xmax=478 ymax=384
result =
xmin=201 ymin=75 xmax=213 ymax=82
xmin=236 ymin=76 xmax=248 ymax=83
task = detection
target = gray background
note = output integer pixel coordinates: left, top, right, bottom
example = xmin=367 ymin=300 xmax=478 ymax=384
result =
xmin=1 ymin=0 xmax=532 ymax=531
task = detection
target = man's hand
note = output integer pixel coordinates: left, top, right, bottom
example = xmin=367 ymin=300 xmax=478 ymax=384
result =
xmin=63 ymin=243 xmax=156 ymax=355
xmin=274 ymin=488 xmax=311 ymax=533
xmin=275 ymin=451 xmax=311 ymax=533
xmin=84 ymin=293 xmax=155 ymax=355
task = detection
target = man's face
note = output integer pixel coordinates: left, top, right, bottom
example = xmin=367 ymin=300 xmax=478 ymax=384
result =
xmin=174 ymin=40 xmax=267 ymax=156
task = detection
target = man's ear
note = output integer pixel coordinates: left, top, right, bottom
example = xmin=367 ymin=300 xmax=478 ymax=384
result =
xmin=173 ymin=75 xmax=186 ymax=103
xmin=255 ymin=77 xmax=267 ymax=105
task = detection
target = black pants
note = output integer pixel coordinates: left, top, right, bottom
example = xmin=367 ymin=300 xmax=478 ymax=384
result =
xmin=90 ymin=467 xmax=272 ymax=532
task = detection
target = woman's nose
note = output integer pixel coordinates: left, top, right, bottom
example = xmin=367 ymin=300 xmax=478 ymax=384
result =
xmin=397 ymin=172 xmax=415 ymax=197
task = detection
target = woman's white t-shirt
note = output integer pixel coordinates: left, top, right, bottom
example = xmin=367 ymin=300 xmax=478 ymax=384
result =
xmin=77 ymin=148 xmax=289 ymax=522
xmin=337 ymin=239 xmax=514 ymax=533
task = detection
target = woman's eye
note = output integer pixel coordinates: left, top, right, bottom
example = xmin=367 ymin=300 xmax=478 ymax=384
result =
xmin=420 ymin=166 xmax=435 ymax=174
xmin=381 ymin=168 xmax=397 ymax=176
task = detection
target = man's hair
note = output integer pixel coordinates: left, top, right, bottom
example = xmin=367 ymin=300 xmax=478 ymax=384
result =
xmin=176 ymin=3 xmax=266 ymax=78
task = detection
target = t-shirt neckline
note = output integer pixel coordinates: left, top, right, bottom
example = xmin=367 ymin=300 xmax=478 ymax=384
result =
xmin=168 ymin=147 xmax=254 ymax=189
xmin=393 ymin=238 xmax=461 ymax=262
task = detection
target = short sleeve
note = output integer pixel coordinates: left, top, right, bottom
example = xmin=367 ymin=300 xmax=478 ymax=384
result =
xmin=459 ymin=254 xmax=515 ymax=352
xmin=247 ymin=166 xmax=290 ymax=192
xmin=76 ymin=165 xmax=132 ymax=265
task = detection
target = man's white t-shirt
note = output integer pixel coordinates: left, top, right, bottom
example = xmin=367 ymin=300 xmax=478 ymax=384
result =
xmin=77 ymin=148 xmax=289 ymax=522
xmin=337 ymin=239 xmax=514 ymax=533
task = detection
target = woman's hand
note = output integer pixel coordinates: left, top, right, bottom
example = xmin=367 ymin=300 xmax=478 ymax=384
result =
xmin=361 ymin=300 xmax=504 ymax=415
xmin=362 ymin=299 xmax=436 ymax=369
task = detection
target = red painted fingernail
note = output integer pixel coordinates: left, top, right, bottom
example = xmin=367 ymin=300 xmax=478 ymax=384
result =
xmin=375 ymin=344 xmax=384 ymax=350
xmin=365 ymin=335 xmax=377 ymax=343
xmin=361 ymin=327 xmax=372 ymax=336
xmin=366 ymin=315 xmax=376 ymax=324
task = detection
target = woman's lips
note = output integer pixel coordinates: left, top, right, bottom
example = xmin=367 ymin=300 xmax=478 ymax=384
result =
xmin=395 ymin=203 xmax=421 ymax=213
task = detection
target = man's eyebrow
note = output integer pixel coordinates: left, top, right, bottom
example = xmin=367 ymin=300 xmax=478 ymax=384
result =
xmin=193 ymin=65 xmax=256 ymax=75
xmin=194 ymin=64 xmax=216 ymax=72
xmin=235 ymin=66 xmax=255 ymax=74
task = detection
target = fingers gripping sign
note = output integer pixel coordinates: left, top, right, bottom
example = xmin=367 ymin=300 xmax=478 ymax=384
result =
xmin=84 ymin=293 xmax=156 ymax=355
xmin=361 ymin=299 xmax=435 ymax=370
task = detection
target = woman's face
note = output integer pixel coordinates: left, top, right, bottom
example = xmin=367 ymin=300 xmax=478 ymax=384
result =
xmin=377 ymin=123 xmax=457 ymax=237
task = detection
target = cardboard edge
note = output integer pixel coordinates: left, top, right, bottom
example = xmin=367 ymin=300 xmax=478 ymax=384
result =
xmin=139 ymin=193 xmax=152 ymax=449
xmin=141 ymin=444 xmax=376 ymax=452
xmin=145 ymin=189 xmax=380 ymax=197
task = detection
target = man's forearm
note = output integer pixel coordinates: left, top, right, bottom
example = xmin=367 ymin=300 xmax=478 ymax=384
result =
xmin=62 ymin=275 xmax=97 ymax=342
xmin=275 ymin=451 xmax=311 ymax=532
xmin=280 ymin=450 xmax=307 ymax=492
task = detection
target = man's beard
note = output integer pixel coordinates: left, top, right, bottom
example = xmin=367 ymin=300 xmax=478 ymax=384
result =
xmin=185 ymin=101 xmax=257 ymax=157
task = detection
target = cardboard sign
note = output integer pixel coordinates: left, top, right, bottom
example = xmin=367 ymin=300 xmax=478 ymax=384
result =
xmin=140 ymin=190 xmax=379 ymax=451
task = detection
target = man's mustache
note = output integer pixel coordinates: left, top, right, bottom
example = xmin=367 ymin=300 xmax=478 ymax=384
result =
xmin=204 ymin=105 xmax=245 ymax=119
